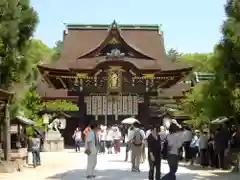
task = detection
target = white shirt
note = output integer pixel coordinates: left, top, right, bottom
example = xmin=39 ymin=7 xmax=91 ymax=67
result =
xmin=146 ymin=130 xmax=151 ymax=138
xmin=182 ymin=130 xmax=192 ymax=142
xmin=112 ymin=130 xmax=121 ymax=140
xmin=99 ymin=131 xmax=106 ymax=141
xmin=199 ymin=134 xmax=208 ymax=149
xmin=106 ymin=129 xmax=113 ymax=141
xmin=85 ymin=130 xmax=98 ymax=155
xmin=73 ymin=131 xmax=82 ymax=141
xmin=167 ymin=132 xmax=184 ymax=155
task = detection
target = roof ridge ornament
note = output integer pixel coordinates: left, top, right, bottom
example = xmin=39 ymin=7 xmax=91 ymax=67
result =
xmin=108 ymin=20 xmax=121 ymax=31
xmin=106 ymin=49 xmax=125 ymax=59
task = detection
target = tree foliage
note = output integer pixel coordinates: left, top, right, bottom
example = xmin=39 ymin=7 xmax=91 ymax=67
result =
xmin=44 ymin=100 xmax=79 ymax=111
xmin=180 ymin=53 xmax=214 ymax=72
xmin=51 ymin=40 xmax=63 ymax=61
xmin=166 ymin=48 xmax=182 ymax=62
xmin=182 ymin=0 xmax=240 ymax=128
xmin=0 ymin=0 xmax=39 ymax=118
xmin=0 ymin=0 xmax=38 ymax=90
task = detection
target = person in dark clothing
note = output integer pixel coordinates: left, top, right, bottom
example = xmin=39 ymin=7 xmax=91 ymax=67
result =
xmin=214 ymin=128 xmax=231 ymax=169
xmin=208 ymin=132 xmax=215 ymax=167
xmin=147 ymin=124 xmax=161 ymax=180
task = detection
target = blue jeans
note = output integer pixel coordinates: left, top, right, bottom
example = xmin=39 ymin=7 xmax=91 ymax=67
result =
xmin=75 ymin=140 xmax=81 ymax=152
xmin=32 ymin=151 xmax=40 ymax=167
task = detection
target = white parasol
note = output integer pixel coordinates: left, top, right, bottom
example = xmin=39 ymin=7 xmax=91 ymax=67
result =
xmin=121 ymin=117 xmax=140 ymax=124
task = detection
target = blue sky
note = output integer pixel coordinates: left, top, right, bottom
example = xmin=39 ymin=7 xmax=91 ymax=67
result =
xmin=31 ymin=0 xmax=226 ymax=53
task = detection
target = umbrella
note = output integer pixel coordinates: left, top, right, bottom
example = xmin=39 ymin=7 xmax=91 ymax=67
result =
xmin=121 ymin=117 xmax=140 ymax=124
xmin=211 ymin=117 xmax=229 ymax=124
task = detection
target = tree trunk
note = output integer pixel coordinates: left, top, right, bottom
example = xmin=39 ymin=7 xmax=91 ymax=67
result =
xmin=3 ymin=103 xmax=11 ymax=161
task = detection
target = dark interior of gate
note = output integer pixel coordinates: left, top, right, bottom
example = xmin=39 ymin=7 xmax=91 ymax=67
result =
xmin=38 ymin=21 xmax=192 ymax=145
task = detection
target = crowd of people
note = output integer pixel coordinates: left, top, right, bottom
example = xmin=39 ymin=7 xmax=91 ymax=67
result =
xmin=81 ymin=120 xmax=240 ymax=179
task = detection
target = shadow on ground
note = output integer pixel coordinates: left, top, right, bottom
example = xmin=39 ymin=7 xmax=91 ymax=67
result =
xmin=46 ymin=168 xmax=211 ymax=180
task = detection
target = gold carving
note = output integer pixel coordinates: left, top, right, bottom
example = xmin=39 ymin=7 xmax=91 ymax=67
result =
xmin=77 ymin=73 xmax=88 ymax=78
xmin=108 ymin=70 xmax=122 ymax=92
xmin=108 ymin=37 xmax=120 ymax=44
xmin=143 ymin=74 xmax=155 ymax=78
xmin=109 ymin=66 xmax=122 ymax=70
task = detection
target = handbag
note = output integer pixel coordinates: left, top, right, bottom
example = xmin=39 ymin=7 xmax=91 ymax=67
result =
xmin=84 ymin=149 xmax=91 ymax=155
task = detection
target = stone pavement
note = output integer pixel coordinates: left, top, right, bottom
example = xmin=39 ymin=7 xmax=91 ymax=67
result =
xmin=0 ymin=148 xmax=239 ymax=180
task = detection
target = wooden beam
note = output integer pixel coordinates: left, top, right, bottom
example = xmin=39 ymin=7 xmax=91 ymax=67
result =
xmin=43 ymin=74 xmax=55 ymax=88
xmin=57 ymin=77 xmax=67 ymax=89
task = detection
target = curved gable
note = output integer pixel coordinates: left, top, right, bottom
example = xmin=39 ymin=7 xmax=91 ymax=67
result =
xmin=77 ymin=21 xmax=154 ymax=60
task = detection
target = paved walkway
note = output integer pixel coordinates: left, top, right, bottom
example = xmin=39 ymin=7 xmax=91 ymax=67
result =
xmin=0 ymin=148 xmax=239 ymax=180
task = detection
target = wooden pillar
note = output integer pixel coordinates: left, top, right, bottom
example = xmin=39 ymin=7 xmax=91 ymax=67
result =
xmin=143 ymin=93 xmax=150 ymax=126
xmin=138 ymin=94 xmax=150 ymax=126
xmin=3 ymin=103 xmax=10 ymax=161
xmin=78 ymin=92 xmax=87 ymax=127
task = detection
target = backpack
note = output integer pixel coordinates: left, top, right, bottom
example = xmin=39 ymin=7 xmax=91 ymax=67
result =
xmin=132 ymin=129 xmax=143 ymax=146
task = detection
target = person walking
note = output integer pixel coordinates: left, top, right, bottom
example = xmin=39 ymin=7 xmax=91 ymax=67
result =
xmin=129 ymin=121 xmax=145 ymax=172
xmin=125 ymin=126 xmax=134 ymax=161
xmin=162 ymin=123 xmax=183 ymax=180
xmin=98 ymin=128 xmax=106 ymax=154
xmin=72 ymin=127 xmax=82 ymax=152
xmin=30 ymin=133 xmax=41 ymax=168
xmin=190 ymin=130 xmax=200 ymax=165
xmin=199 ymin=130 xmax=209 ymax=167
xmin=105 ymin=126 xmax=113 ymax=154
xmin=147 ymin=125 xmax=162 ymax=180
xmin=85 ymin=123 xmax=99 ymax=179
xmin=182 ymin=126 xmax=192 ymax=162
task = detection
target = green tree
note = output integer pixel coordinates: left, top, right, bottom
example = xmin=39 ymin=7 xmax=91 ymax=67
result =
xmin=20 ymin=90 xmax=44 ymax=135
xmin=51 ymin=40 xmax=63 ymax=61
xmin=166 ymin=48 xmax=182 ymax=62
xmin=0 ymin=0 xmax=38 ymax=160
xmin=219 ymin=0 xmax=240 ymax=86
xmin=180 ymin=53 xmax=214 ymax=72
xmin=44 ymin=100 xmax=79 ymax=111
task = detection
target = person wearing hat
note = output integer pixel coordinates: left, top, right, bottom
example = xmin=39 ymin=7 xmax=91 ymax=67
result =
xmin=199 ymin=129 xmax=209 ymax=167
xmin=189 ymin=130 xmax=200 ymax=165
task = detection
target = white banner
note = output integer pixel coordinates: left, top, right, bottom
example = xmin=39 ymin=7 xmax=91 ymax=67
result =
xmin=97 ymin=96 xmax=102 ymax=115
xmin=102 ymin=96 xmax=107 ymax=115
xmin=133 ymin=96 xmax=138 ymax=115
xmin=107 ymin=97 xmax=112 ymax=115
xmin=117 ymin=96 xmax=122 ymax=115
xmin=128 ymin=96 xmax=133 ymax=115
xmin=122 ymin=96 xmax=128 ymax=115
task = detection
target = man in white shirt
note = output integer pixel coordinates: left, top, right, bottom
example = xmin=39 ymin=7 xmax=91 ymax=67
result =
xmin=85 ymin=123 xmax=99 ymax=179
xmin=182 ymin=127 xmax=193 ymax=162
xmin=72 ymin=127 xmax=82 ymax=152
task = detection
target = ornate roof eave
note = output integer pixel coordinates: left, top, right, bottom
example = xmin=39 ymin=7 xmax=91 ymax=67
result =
xmin=77 ymin=21 xmax=154 ymax=60
xmin=71 ymin=59 xmax=162 ymax=75
xmin=156 ymin=66 xmax=193 ymax=75
xmin=38 ymin=65 xmax=70 ymax=73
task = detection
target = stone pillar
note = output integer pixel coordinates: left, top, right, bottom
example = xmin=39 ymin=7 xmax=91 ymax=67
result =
xmin=78 ymin=92 xmax=87 ymax=127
